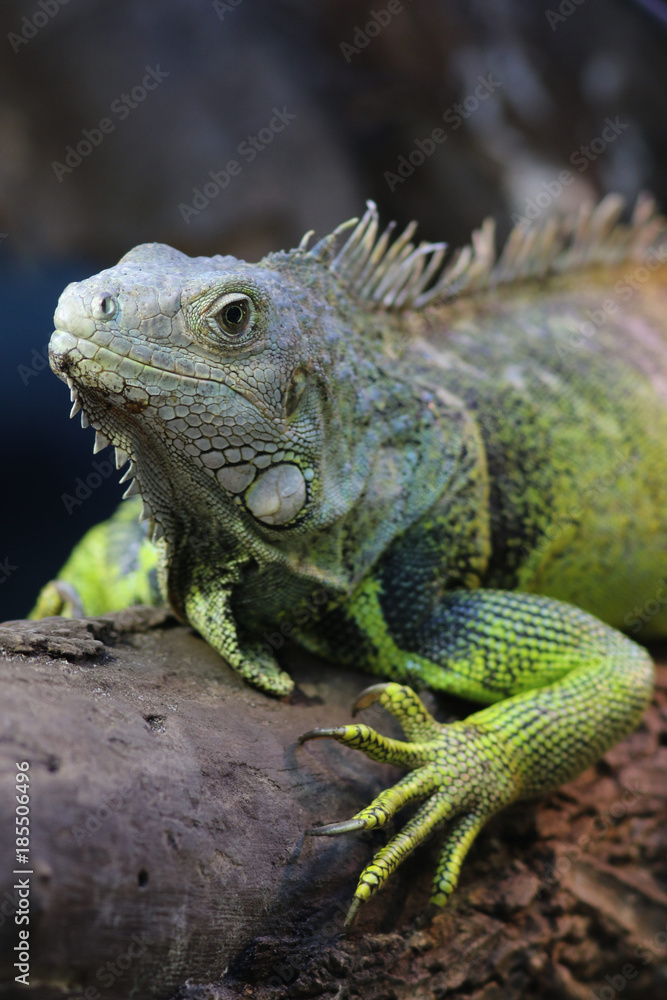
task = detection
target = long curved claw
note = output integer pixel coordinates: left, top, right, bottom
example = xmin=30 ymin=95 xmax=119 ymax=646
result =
xmin=344 ymin=896 xmax=363 ymax=931
xmin=352 ymin=681 xmax=443 ymax=742
xmin=298 ymin=727 xmax=348 ymax=744
xmin=306 ymin=818 xmax=366 ymax=836
xmin=351 ymin=683 xmax=395 ymax=714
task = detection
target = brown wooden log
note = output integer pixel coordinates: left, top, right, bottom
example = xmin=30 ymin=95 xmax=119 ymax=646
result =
xmin=0 ymin=610 xmax=666 ymax=1000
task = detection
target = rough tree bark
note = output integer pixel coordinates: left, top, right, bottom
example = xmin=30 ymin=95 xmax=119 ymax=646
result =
xmin=0 ymin=610 xmax=665 ymax=1000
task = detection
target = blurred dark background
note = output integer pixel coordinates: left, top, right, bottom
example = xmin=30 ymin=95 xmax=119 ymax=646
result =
xmin=1 ymin=0 xmax=666 ymax=620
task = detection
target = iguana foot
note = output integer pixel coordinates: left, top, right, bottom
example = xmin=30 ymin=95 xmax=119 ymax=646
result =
xmin=232 ymin=639 xmax=295 ymax=697
xmin=299 ymin=682 xmax=518 ymax=927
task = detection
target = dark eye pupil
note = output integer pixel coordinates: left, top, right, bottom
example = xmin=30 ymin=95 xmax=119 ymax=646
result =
xmin=212 ymin=297 xmax=251 ymax=338
xmin=224 ymin=303 xmax=245 ymax=327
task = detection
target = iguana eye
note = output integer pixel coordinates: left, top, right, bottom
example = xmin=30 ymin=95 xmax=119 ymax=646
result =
xmin=209 ymin=293 xmax=253 ymax=339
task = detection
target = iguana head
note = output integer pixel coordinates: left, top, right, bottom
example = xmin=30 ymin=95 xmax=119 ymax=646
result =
xmin=49 ymin=208 xmax=434 ymax=548
xmin=50 ymin=247 xmax=322 ymax=537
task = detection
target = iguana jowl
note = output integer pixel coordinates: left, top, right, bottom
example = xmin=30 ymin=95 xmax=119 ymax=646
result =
xmin=38 ymin=194 xmax=667 ymax=925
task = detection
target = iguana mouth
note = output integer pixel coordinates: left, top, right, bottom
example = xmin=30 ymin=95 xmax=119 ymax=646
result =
xmin=50 ymin=330 xmax=314 ymax=531
xmin=50 ymin=327 xmax=278 ymax=423
xmin=51 ymin=327 xmax=220 ymax=383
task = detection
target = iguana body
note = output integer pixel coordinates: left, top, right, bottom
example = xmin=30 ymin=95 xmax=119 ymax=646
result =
xmin=35 ymin=194 xmax=666 ymax=924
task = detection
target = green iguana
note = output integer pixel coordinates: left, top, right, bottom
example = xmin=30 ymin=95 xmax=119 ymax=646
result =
xmin=33 ymin=193 xmax=667 ymax=927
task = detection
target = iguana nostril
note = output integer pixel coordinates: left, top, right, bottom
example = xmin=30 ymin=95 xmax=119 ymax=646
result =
xmin=92 ymin=293 xmax=118 ymax=320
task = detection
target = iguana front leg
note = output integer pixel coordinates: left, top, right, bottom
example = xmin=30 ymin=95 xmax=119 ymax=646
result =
xmin=300 ymin=586 xmax=654 ymax=926
xmin=182 ymin=560 xmax=294 ymax=697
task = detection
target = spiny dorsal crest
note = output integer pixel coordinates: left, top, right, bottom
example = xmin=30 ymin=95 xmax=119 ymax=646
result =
xmin=297 ymin=193 xmax=666 ymax=310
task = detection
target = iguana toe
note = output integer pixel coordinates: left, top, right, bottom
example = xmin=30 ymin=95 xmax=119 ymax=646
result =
xmin=301 ymin=685 xmax=517 ymax=925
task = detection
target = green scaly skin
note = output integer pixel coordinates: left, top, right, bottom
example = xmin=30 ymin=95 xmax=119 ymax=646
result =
xmin=30 ymin=496 xmax=160 ymax=618
xmin=34 ymin=196 xmax=666 ymax=924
